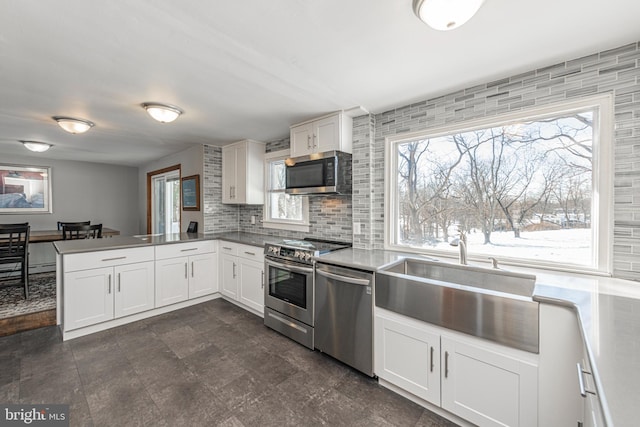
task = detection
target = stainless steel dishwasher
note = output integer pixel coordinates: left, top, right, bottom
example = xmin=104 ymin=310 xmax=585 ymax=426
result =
xmin=314 ymin=262 xmax=374 ymax=377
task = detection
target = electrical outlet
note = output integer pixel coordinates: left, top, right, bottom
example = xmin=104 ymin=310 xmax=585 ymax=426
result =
xmin=251 ymin=215 xmax=256 ymax=225
xmin=353 ymin=222 xmax=362 ymax=234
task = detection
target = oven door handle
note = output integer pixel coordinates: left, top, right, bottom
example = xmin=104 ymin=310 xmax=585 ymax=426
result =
xmin=315 ymin=269 xmax=371 ymax=286
xmin=265 ymin=258 xmax=314 ymax=275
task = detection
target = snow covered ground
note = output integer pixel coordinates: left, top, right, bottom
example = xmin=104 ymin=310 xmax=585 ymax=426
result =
xmin=423 ymin=228 xmax=591 ymax=266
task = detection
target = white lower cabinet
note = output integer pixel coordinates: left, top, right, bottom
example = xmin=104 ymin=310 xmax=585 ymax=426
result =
xmin=441 ymin=336 xmax=538 ymax=427
xmin=220 ymin=244 xmax=239 ymax=299
xmin=538 ymin=304 xmax=606 ymax=427
xmin=375 ymin=313 xmax=441 ymax=405
xmin=238 ymin=257 xmax=264 ymax=313
xmin=375 ymin=308 xmax=538 ymax=427
xmin=155 ymin=241 xmax=217 ymax=307
xmin=219 ymin=242 xmax=264 ymax=314
xmin=64 ymin=259 xmax=155 ymax=331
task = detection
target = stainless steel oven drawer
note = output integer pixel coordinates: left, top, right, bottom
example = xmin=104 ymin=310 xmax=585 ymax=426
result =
xmin=264 ymin=307 xmax=314 ymax=349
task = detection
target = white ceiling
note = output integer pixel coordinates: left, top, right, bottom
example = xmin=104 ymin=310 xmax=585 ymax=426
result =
xmin=1 ymin=0 xmax=638 ymax=166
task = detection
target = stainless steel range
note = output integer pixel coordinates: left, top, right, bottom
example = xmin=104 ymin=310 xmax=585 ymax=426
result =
xmin=263 ymin=238 xmax=350 ymax=349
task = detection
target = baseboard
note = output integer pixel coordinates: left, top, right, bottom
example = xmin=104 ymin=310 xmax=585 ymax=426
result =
xmin=0 ymin=309 xmax=56 ymax=337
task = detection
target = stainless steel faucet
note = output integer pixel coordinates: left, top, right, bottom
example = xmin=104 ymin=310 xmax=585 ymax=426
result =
xmin=450 ymin=230 xmax=468 ymax=265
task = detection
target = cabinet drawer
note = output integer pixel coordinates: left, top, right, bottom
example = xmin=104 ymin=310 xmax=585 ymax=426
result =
xmin=64 ymin=247 xmax=154 ymax=272
xmin=237 ymin=243 xmax=263 ymax=262
xmin=155 ymin=240 xmax=215 ymax=260
xmin=219 ymin=242 xmax=239 ymax=256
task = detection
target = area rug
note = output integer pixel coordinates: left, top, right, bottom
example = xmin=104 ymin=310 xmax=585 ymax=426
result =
xmin=0 ymin=272 xmax=56 ymax=319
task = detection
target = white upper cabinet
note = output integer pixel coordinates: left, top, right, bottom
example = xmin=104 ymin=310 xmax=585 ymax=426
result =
xmin=222 ymin=139 xmax=265 ymax=204
xmin=290 ymin=112 xmax=353 ymax=157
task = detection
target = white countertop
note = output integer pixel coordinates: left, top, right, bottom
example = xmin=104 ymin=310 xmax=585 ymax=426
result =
xmin=317 ymin=248 xmax=640 ymax=426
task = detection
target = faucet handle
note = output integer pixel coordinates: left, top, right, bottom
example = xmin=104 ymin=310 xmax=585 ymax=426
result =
xmin=488 ymin=257 xmax=499 ymax=269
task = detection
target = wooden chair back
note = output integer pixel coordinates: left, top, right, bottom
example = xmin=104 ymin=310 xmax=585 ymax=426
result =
xmin=62 ymin=224 xmax=103 ymax=240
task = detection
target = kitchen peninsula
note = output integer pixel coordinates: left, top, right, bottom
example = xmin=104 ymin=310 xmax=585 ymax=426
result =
xmin=54 ymin=232 xmax=274 ymax=340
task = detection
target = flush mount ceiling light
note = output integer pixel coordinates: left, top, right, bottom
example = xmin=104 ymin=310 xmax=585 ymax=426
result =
xmin=141 ymin=102 xmax=183 ymax=123
xmin=413 ymin=0 xmax=485 ymax=31
xmin=20 ymin=140 xmax=53 ymax=153
xmin=52 ymin=116 xmax=95 ymax=134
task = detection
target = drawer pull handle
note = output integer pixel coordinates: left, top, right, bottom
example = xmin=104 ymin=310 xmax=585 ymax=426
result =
xmin=102 ymin=256 xmax=126 ymax=261
xmin=430 ymin=346 xmax=434 ymax=373
xmin=577 ymin=363 xmax=596 ymax=397
xmin=244 ymin=251 xmax=256 ymax=256
xmin=180 ymin=248 xmax=198 ymax=252
xmin=222 ymin=246 xmax=233 ymax=250
xmin=444 ymin=351 xmax=449 ymax=378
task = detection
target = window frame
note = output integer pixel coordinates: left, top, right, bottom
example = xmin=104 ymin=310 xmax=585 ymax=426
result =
xmin=384 ymin=95 xmax=614 ymax=275
xmin=263 ymin=149 xmax=310 ymax=232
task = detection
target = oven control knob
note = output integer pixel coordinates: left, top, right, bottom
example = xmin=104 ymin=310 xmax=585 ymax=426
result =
xmin=294 ymin=250 xmax=301 ymax=259
xmin=304 ymin=253 xmax=312 ymax=261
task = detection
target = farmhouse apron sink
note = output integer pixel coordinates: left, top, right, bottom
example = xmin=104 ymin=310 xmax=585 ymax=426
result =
xmin=375 ymin=258 xmax=539 ymax=353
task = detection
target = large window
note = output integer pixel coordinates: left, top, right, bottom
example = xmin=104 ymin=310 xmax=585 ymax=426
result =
xmin=386 ymin=96 xmax=613 ymax=273
xmin=263 ymin=150 xmax=309 ymax=232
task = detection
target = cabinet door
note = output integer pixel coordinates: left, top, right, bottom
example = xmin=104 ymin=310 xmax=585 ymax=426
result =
xmin=64 ymin=267 xmax=114 ymax=330
xmin=290 ymin=122 xmax=314 ymax=157
xmin=155 ymin=257 xmax=189 ymax=307
xmin=314 ymin=114 xmax=340 ymax=152
xmin=220 ymin=253 xmax=238 ymax=299
xmin=222 ymin=145 xmax=236 ymax=203
xmin=234 ymin=142 xmax=248 ymax=203
xmin=238 ymin=258 xmax=264 ymax=314
xmin=189 ymin=252 xmax=218 ymax=298
xmin=114 ymin=261 xmax=155 ymax=318
xmin=441 ymin=336 xmax=538 ymax=427
xmin=374 ymin=313 xmax=441 ymax=405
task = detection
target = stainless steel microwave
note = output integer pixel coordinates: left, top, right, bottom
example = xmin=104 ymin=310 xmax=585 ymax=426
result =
xmin=285 ymin=150 xmax=352 ymax=195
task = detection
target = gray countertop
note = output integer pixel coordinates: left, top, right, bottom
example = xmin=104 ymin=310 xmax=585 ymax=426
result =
xmin=53 ymin=231 xmax=280 ymax=255
xmin=316 ymin=247 xmax=640 ymax=426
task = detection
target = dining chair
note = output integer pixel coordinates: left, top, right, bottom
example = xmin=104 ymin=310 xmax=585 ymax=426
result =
xmin=62 ymin=224 xmax=103 ymax=240
xmin=0 ymin=223 xmax=30 ymax=299
xmin=57 ymin=220 xmax=90 ymax=231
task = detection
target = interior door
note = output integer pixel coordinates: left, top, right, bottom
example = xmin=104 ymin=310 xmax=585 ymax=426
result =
xmin=148 ymin=167 xmax=181 ymax=234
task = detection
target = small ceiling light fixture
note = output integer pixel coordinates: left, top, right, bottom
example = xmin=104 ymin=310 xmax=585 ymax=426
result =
xmin=412 ymin=0 xmax=485 ymax=31
xmin=141 ymin=102 xmax=183 ymax=123
xmin=52 ymin=116 xmax=95 ymax=134
xmin=20 ymin=140 xmax=53 ymax=153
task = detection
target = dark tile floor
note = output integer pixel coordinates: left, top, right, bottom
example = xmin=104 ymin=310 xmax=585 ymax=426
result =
xmin=0 ymin=299 xmax=459 ymax=426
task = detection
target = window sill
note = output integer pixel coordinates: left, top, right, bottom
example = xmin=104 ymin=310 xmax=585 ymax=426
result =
xmin=262 ymin=220 xmax=310 ymax=233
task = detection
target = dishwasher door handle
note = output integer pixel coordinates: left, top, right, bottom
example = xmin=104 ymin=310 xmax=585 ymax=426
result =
xmin=316 ymin=269 xmax=371 ymax=286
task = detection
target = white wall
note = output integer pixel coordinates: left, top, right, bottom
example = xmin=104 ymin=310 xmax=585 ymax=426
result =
xmin=138 ymin=144 xmax=204 ymax=234
xmin=0 ymin=154 xmax=139 ymax=235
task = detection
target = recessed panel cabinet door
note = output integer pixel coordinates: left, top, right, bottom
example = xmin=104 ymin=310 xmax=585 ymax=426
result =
xmin=313 ymin=114 xmax=340 ymax=153
xmin=189 ymin=252 xmax=218 ymax=298
xmin=441 ymin=336 xmax=538 ymax=427
xmin=290 ymin=122 xmax=314 ymax=157
xmin=64 ymin=267 xmax=114 ymax=330
xmin=238 ymin=258 xmax=264 ymax=314
xmin=155 ymin=256 xmax=189 ymax=307
xmin=114 ymin=261 xmax=155 ymax=318
xmin=374 ymin=313 xmax=441 ymax=406
xmin=220 ymin=254 xmax=238 ymax=299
